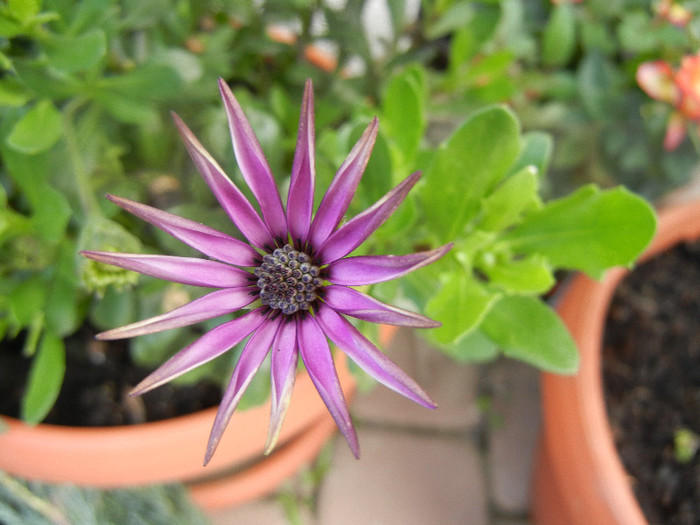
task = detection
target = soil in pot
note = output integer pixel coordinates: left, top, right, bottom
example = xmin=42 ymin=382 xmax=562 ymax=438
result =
xmin=0 ymin=325 xmax=221 ymax=426
xmin=603 ymin=239 xmax=700 ymax=525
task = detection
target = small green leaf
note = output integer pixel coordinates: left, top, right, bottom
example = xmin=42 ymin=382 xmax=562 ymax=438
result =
xmin=0 ymin=77 xmax=31 ymax=107
xmin=426 ymin=268 xmax=501 ymax=344
xmin=382 ymin=67 xmax=425 ymax=165
xmin=42 ymin=29 xmax=107 ymax=72
xmin=6 ymin=100 xmax=63 ymax=154
xmin=508 ymin=131 xmax=552 ymax=178
xmin=480 ymin=253 xmax=555 ymax=294
xmin=9 ymin=275 xmax=48 ymax=327
xmin=542 ymin=3 xmax=576 ymax=66
xmin=45 ymin=241 xmax=83 ymax=337
xmin=21 ymin=331 xmax=66 ymax=423
xmin=31 ymin=185 xmax=72 ymax=242
xmin=503 ymin=185 xmax=656 ymax=279
xmin=481 ymin=295 xmax=579 ymax=373
xmin=431 ymin=328 xmax=499 ymax=362
xmin=422 ymin=106 xmax=521 ymax=243
xmin=479 ymin=166 xmax=540 ymax=232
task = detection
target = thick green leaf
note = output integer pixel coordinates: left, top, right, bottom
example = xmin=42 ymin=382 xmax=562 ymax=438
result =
xmin=503 ymin=185 xmax=656 ymax=279
xmin=98 ymin=64 xmax=183 ymax=100
xmin=6 ymin=100 xmax=63 ymax=154
xmin=431 ymin=328 xmax=499 ymax=362
xmin=481 ymin=295 xmax=579 ymax=373
xmin=507 ymin=131 xmax=552 ymax=178
xmin=422 ymin=106 xmax=521 ymax=243
xmin=21 ymin=331 xmax=66 ymax=423
xmin=479 ymin=253 xmax=555 ymax=294
xmin=382 ymin=67 xmax=425 ymax=166
xmin=426 ymin=268 xmax=501 ymax=344
xmin=31 ymin=185 xmax=72 ymax=242
xmin=479 ymin=166 xmax=540 ymax=232
xmin=9 ymin=275 xmax=47 ymax=327
xmin=542 ymin=3 xmax=576 ymax=66
xmin=42 ymin=29 xmax=107 ymax=73
xmin=45 ymin=241 xmax=82 ymax=337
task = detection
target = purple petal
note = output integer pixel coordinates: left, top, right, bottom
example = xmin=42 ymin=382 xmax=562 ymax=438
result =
xmin=130 ymin=308 xmax=267 ymax=396
xmin=326 ymin=244 xmax=452 ymax=285
xmin=308 ymin=118 xmax=378 ymax=251
xmin=81 ymin=251 xmax=253 ymax=288
xmin=204 ymin=315 xmax=282 ymax=465
xmin=265 ymin=320 xmax=299 ymax=454
xmin=172 ymin=112 xmax=274 ymax=250
xmin=219 ymin=79 xmax=288 ymax=242
xmin=96 ymin=287 xmax=257 ymax=340
xmin=316 ymin=305 xmax=436 ymax=409
xmin=322 ymin=285 xmax=440 ymax=328
xmin=286 ymin=79 xmax=316 ymax=247
xmin=315 ymin=171 xmax=421 ymax=264
xmin=298 ymin=314 xmax=359 ymax=458
xmin=106 ymin=194 xmax=260 ymax=267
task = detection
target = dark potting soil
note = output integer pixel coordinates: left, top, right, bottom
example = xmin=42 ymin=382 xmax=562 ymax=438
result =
xmin=0 ymin=326 xmax=221 ymax=426
xmin=603 ymin=239 xmax=700 ymax=525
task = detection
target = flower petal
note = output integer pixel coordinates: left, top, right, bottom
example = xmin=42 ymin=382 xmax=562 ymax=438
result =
xmin=287 ymin=79 xmax=316 ymax=247
xmin=322 ymin=285 xmax=440 ymax=328
xmin=636 ymin=61 xmax=678 ymax=104
xmin=96 ymin=287 xmax=257 ymax=340
xmin=81 ymin=251 xmax=253 ymax=288
xmin=130 ymin=308 xmax=267 ymax=396
xmin=219 ymin=79 xmax=288 ymax=242
xmin=106 ymin=194 xmax=260 ymax=267
xmin=316 ymin=305 xmax=436 ymax=409
xmin=298 ymin=314 xmax=359 ymax=458
xmin=664 ymin=111 xmax=688 ymax=151
xmin=265 ymin=320 xmax=299 ymax=454
xmin=205 ymin=315 xmax=282 ymax=465
xmin=172 ymin=112 xmax=274 ymax=249
xmin=316 ymin=171 xmax=421 ymax=264
xmin=308 ymin=118 xmax=378 ymax=250
xmin=326 ymin=244 xmax=452 ymax=285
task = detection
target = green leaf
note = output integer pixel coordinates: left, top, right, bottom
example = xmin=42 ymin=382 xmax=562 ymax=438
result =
xmin=481 ymin=295 xmax=579 ymax=373
xmin=9 ymin=275 xmax=48 ymax=327
xmin=31 ymin=185 xmax=72 ymax=242
xmin=508 ymin=131 xmax=552 ymax=178
xmin=21 ymin=330 xmax=66 ymax=423
xmin=98 ymin=64 xmax=183 ymax=100
xmin=542 ymin=3 xmax=576 ymax=66
xmin=479 ymin=253 xmax=555 ymax=294
xmin=0 ymin=77 xmax=31 ymax=107
xmin=479 ymin=165 xmax=540 ymax=232
xmin=382 ymin=67 xmax=425 ymax=166
xmin=426 ymin=267 xmax=501 ymax=344
xmin=6 ymin=100 xmax=63 ymax=154
xmin=503 ymin=185 xmax=656 ymax=279
xmin=431 ymin=328 xmax=499 ymax=362
xmin=577 ymin=51 xmax=621 ymax=119
xmin=45 ymin=241 xmax=83 ymax=337
xmin=42 ymin=29 xmax=107 ymax=73
xmin=422 ymin=106 xmax=521 ymax=243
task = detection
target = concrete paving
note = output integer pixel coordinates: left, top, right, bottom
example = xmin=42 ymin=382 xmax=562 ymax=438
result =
xmin=209 ymin=329 xmax=539 ymax=525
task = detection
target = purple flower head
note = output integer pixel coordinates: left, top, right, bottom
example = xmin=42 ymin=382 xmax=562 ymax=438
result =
xmin=81 ymin=79 xmax=451 ymax=464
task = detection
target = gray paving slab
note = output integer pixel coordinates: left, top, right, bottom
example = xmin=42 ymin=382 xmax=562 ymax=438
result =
xmin=317 ymin=428 xmax=488 ymax=525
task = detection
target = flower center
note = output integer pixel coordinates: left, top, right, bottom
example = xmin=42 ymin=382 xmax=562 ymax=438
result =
xmin=255 ymin=244 xmax=321 ymax=315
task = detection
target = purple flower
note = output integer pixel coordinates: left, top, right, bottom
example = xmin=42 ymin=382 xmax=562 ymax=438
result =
xmin=81 ymin=79 xmax=451 ymax=463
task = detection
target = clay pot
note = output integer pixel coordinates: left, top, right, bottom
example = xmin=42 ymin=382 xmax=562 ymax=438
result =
xmin=533 ymin=199 xmax=700 ymax=524
xmin=0 ymin=335 xmax=378 ymax=511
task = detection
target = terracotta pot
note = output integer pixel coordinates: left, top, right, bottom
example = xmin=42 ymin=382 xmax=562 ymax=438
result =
xmin=533 ymin=199 xmax=700 ymax=524
xmin=0 ymin=325 xmax=397 ymax=510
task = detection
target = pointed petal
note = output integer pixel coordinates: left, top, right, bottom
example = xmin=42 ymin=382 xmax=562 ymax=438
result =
xmin=316 ymin=171 xmax=421 ymax=264
xmin=316 ymin=305 xmax=436 ymax=409
xmin=298 ymin=314 xmax=359 ymax=458
xmin=106 ymin=194 xmax=260 ymax=267
xmin=286 ymin=79 xmax=316 ymax=247
xmin=322 ymin=285 xmax=440 ymax=328
xmin=130 ymin=308 xmax=267 ymax=396
xmin=265 ymin=320 xmax=298 ymax=454
xmin=326 ymin=244 xmax=452 ymax=285
xmin=308 ymin=118 xmax=378 ymax=250
xmin=219 ymin=79 xmax=287 ymax=242
xmin=636 ymin=61 xmax=678 ymax=104
xmin=172 ymin=112 xmax=274 ymax=249
xmin=81 ymin=251 xmax=253 ymax=288
xmin=96 ymin=287 xmax=257 ymax=340
xmin=204 ymin=315 xmax=282 ymax=464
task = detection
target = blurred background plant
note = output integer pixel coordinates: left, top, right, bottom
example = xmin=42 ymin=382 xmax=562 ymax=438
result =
xmin=1 ymin=0 xmax=685 ymax=428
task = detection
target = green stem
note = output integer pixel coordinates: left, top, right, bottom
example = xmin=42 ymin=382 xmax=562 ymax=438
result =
xmin=0 ymin=471 xmax=70 ymax=525
xmin=62 ymin=98 xmax=101 ymax=220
